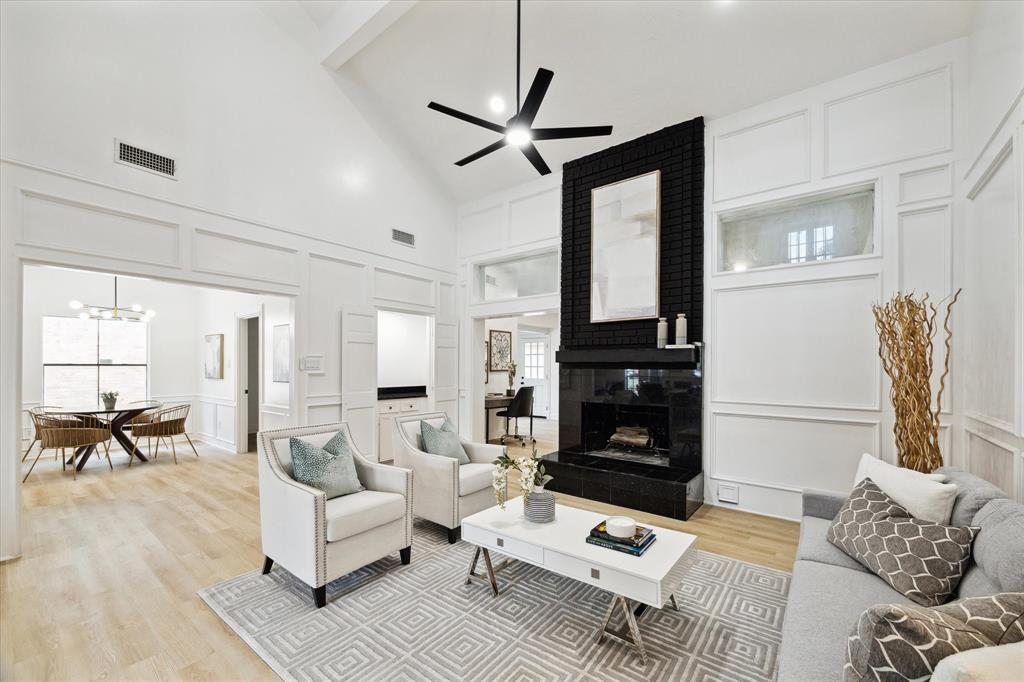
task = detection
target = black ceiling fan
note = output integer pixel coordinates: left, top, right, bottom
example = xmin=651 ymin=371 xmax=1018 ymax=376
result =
xmin=427 ymin=0 xmax=612 ymax=176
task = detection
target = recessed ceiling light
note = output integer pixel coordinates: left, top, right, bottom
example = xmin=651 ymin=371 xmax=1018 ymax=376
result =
xmin=488 ymin=95 xmax=506 ymax=114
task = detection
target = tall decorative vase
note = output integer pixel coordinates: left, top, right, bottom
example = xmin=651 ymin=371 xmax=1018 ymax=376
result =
xmin=524 ymin=487 xmax=555 ymax=523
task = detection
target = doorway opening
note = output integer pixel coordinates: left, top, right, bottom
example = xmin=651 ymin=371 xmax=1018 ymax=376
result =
xmin=19 ymin=263 xmax=293 ymax=484
xmin=477 ymin=310 xmax=559 ymax=455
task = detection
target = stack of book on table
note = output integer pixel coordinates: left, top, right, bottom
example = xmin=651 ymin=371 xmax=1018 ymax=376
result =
xmin=586 ymin=521 xmax=656 ymax=556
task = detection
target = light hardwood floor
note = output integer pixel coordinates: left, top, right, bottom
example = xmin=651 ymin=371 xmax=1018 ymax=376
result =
xmin=2 ymin=433 xmax=798 ymax=680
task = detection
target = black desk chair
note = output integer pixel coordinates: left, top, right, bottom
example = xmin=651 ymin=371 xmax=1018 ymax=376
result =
xmin=497 ymin=386 xmax=535 ymax=446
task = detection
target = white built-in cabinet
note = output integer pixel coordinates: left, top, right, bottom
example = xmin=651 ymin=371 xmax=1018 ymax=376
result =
xmin=377 ymin=397 xmax=429 ymax=462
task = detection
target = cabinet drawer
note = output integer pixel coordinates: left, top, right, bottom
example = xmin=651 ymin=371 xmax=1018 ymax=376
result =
xmin=462 ymin=525 xmax=543 ymax=565
xmin=543 ymin=549 xmax=659 ymax=606
xmin=379 ymin=402 xmax=397 ymax=413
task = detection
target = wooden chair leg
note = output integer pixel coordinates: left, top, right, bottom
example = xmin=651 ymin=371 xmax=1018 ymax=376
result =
xmin=22 ymin=438 xmax=38 ymax=462
xmin=71 ymin=449 xmax=77 ymax=481
xmin=170 ymin=436 xmax=178 ymax=465
xmin=23 ymin=447 xmax=46 ymax=483
xmin=103 ymin=441 xmax=113 ymax=471
xmin=184 ymin=433 xmax=200 ymax=458
xmin=153 ymin=437 xmax=160 ymax=459
xmin=61 ymin=448 xmax=66 ymax=471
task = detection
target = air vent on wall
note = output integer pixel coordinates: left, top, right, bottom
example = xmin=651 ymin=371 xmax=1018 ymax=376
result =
xmin=114 ymin=139 xmax=177 ymax=179
xmin=391 ymin=228 xmax=416 ymax=247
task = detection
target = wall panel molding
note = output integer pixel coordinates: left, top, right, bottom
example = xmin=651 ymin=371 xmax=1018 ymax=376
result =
xmin=711 ymin=274 xmax=882 ymax=411
xmin=192 ymin=229 xmax=300 ymax=287
xmin=824 ymin=65 xmax=953 ymax=176
xmin=372 ymin=267 xmax=435 ymax=308
xmin=713 ymin=110 xmax=810 ymax=202
xmin=898 ymin=164 xmax=952 ymax=205
xmin=19 ymin=188 xmax=181 ymax=268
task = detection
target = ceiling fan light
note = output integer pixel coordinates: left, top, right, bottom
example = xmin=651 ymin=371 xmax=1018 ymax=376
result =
xmin=506 ymin=126 xmax=531 ymax=147
xmin=78 ymin=311 xmax=90 ymax=320
xmin=69 ymin=300 xmax=83 ymax=310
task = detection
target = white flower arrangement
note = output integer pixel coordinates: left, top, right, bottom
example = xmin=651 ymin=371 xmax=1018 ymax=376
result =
xmin=492 ymin=445 xmax=553 ymax=510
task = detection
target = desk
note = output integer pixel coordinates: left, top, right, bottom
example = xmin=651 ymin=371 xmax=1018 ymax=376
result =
xmin=484 ymin=395 xmax=513 ymax=443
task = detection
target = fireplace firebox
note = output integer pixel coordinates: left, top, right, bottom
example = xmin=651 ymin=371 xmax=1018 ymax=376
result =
xmin=542 ymin=353 xmax=704 ymax=520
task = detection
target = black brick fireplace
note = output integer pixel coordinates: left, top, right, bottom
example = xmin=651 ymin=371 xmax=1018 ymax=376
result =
xmin=542 ymin=116 xmax=705 ymax=521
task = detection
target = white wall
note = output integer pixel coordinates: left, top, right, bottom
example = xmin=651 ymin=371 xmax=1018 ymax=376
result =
xmin=377 ymin=310 xmax=430 ymax=388
xmin=0 ymin=0 xmax=457 ymax=559
xmin=956 ymin=1 xmax=1024 ymax=503
xmin=194 ymin=287 xmax=292 ymax=451
xmin=456 ymin=174 xmax=562 ymax=441
xmin=705 ymin=39 xmax=969 ymax=518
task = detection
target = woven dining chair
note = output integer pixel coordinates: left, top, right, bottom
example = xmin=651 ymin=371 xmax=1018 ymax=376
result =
xmin=24 ymin=413 xmax=113 ymax=482
xmin=130 ymin=404 xmax=198 ymax=465
xmin=22 ymin=406 xmax=81 ymax=463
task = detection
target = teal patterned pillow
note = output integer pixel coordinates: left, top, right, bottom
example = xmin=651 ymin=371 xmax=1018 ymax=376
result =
xmin=420 ymin=419 xmax=470 ymax=465
xmin=289 ymin=432 xmax=364 ymax=499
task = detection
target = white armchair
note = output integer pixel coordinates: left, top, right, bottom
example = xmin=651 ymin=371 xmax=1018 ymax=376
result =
xmin=258 ymin=422 xmax=412 ymax=608
xmin=393 ymin=412 xmax=505 ymax=543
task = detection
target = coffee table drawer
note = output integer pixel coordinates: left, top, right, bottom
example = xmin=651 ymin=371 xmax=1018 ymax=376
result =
xmin=462 ymin=524 xmax=543 ymax=564
xmin=543 ymin=549 xmax=659 ymax=605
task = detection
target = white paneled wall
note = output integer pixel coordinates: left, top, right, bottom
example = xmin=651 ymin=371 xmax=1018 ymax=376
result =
xmin=705 ymin=39 xmax=970 ymax=518
xmin=957 ymin=0 xmax=1024 ymax=503
xmin=0 ymin=1 xmax=459 ymax=560
xmin=456 ymin=174 xmax=563 ymax=442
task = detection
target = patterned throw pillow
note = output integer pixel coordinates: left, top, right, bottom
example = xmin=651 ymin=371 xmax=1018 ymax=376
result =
xmin=420 ymin=419 xmax=470 ymax=465
xmin=289 ymin=433 xmax=364 ymax=499
xmin=844 ymin=593 xmax=1024 ymax=681
xmin=828 ymin=478 xmax=979 ymax=606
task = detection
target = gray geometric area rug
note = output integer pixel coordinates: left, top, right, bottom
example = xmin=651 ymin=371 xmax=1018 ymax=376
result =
xmin=199 ymin=520 xmax=790 ymax=682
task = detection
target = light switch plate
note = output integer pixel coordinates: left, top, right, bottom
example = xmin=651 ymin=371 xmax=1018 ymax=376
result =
xmin=301 ymin=354 xmax=324 ymax=374
xmin=717 ymin=482 xmax=740 ymax=504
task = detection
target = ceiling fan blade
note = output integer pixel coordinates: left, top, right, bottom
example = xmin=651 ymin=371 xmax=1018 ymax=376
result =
xmin=428 ymin=102 xmax=507 ymax=134
xmin=514 ymin=68 xmax=554 ymax=127
xmin=520 ymin=142 xmax=551 ymax=176
xmin=455 ymin=139 xmax=508 ymax=166
xmin=531 ymin=125 xmax=613 ymax=141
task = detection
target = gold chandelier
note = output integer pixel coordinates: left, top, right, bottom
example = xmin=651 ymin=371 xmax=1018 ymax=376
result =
xmin=68 ymin=276 xmax=155 ymax=322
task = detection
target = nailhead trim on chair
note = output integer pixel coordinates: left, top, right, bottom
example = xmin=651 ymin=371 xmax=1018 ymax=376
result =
xmin=259 ymin=422 xmax=339 ymax=587
xmin=395 ymin=411 xmax=459 ymax=529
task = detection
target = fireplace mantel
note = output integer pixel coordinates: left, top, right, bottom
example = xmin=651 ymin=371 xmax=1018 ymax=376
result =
xmin=555 ymin=345 xmax=700 ymax=369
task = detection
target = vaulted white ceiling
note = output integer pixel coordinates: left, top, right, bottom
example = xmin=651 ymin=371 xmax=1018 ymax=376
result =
xmin=314 ymin=1 xmax=973 ymax=203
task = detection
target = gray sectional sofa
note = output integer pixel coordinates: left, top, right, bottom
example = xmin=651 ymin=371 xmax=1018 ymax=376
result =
xmin=777 ymin=467 xmax=1024 ymax=681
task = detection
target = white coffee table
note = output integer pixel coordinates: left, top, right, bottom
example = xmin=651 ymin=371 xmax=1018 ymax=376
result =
xmin=461 ymin=497 xmax=697 ymax=664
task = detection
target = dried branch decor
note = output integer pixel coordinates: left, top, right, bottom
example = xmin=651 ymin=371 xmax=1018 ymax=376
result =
xmin=872 ymin=289 xmax=960 ymax=473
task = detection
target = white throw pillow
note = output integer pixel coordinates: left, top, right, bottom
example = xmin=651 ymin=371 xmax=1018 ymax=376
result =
xmin=931 ymin=642 xmax=1024 ymax=682
xmin=853 ymin=453 xmax=958 ymax=524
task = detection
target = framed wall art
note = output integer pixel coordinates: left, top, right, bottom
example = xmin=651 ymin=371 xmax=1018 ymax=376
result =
xmin=204 ymin=333 xmax=224 ymax=379
xmin=488 ymin=329 xmax=512 ymax=371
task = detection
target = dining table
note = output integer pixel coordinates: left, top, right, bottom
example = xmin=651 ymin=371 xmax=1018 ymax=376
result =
xmin=47 ymin=404 xmax=159 ymax=471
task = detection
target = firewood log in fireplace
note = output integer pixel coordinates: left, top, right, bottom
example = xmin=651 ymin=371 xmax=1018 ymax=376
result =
xmin=608 ymin=426 xmax=653 ymax=449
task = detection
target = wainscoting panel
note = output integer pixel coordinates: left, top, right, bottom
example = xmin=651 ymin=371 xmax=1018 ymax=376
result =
xmin=825 ymin=66 xmax=951 ymax=175
xmin=898 ymin=204 xmax=951 ymax=299
xmin=966 ymin=429 xmax=1018 ymax=496
xmin=898 ymin=164 xmax=952 ymax=204
xmin=305 ymin=255 xmax=367 ymax=399
xmin=434 ymin=320 xmax=459 ymax=419
xmin=713 ymin=275 xmax=880 ymax=409
xmin=713 ymin=111 xmax=810 ymax=201
xmin=192 ymin=230 xmax=300 ymax=286
xmin=508 ymin=187 xmax=560 ymax=246
xmin=439 ymin=282 xmax=457 ymax=319
xmin=20 ymin=190 xmax=180 ymax=267
xmin=964 ymin=145 xmax=1018 ymax=431
xmin=712 ymin=412 xmax=879 ymax=495
xmin=457 ymin=204 xmax=505 ymax=257
xmin=373 ymin=268 xmax=434 ymax=308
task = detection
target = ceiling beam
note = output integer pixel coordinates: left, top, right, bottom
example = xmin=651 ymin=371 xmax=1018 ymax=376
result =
xmin=319 ymin=0 xmax=418 ymax=70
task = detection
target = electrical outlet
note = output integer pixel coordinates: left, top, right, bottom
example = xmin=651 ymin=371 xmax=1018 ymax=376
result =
xmin=717 ymin=482 xmax=740 ymax=504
